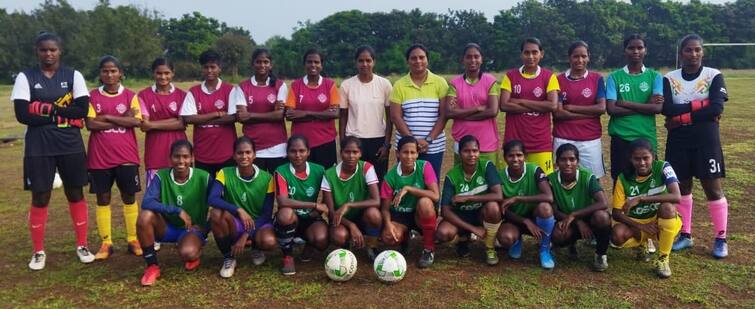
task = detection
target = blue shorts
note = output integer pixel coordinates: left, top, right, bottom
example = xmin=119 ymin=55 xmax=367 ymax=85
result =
xmin=231 ymin=216 xmax=273 ymax=241
xmin=159 ymin=224 xmax=208 ymax=245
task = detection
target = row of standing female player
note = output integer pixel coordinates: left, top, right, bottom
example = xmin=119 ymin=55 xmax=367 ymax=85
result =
xmin=14 ymin=32 xmax=728 ymax=281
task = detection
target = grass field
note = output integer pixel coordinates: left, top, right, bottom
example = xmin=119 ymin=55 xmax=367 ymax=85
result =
xmin=0 ymin=71 xmax=753 ymax=308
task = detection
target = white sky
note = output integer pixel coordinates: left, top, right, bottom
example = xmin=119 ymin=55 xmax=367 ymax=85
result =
xmin=0 ymin=0 xmax=733 ymax=43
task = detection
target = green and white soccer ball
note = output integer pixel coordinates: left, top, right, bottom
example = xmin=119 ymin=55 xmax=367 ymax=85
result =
xmin=373 ymin=250 xmax=407 ymax=283
xmin=324 ymin=249 xmax=357 ymax=281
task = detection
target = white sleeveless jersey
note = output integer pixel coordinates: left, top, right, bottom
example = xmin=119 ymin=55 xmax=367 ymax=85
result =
xmin=665 ymin=67 xmax=721 ymax=105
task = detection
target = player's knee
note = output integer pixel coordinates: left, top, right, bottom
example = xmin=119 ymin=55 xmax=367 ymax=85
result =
xmin=137 ymin=210 xmax=156 ymax=229
xmin=591 ymin=210 xmax=611 ymax=228
xmin=551 ymin=228 xmax=567 ymax=245
xmin=497 ymin=229 xmax=518 ymax=248
xmin=435 ymin=225 xmax=456 ymax=243
xmin=482 ymin=202 xmax=501 ymax=221
xmin=535 ymin=202 xmax=553 ymax=218
xmin=121 ymin=193 xmax=136 ymax=205
xmin=31 ymin=191 xmax=52 ymax=207
xmin=259 ymin=233 xmax=277 ymax=251
xmin=179 ymin=246 xmax=200 ymax=262
xmin=417 ymin=198 xmax=436 ymax=218
xmin=276 ymin=208 xmax=296 ymax=225
xmin=330 ymin=227 xmax=349 ymax=246
xmin=658 ymin=203 xmax=676 ymax=219
xmin=63 ymin=186 xmax=84 ymax=203
xmin=610 ymin=225 xmax=628 ymax=245
xmin=363 ymin=208 xmax=382 ymax=227
xmin=96 ymin=192 xmax=112 ymax=206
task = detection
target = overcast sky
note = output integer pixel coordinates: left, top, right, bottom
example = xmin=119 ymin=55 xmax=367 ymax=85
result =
xmin=0 ymin=0 xmax=733 ymax=43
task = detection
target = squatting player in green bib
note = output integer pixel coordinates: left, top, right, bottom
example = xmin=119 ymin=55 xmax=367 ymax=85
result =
xmin=381 ymin=136 xmax=440 ymax=268
xmin=436 ymin=135 xmax=503 ymax=266
xmin=274 ymin=135 xmax=329 ymax=276
xmin=549 ymin=143 xmax=611 ymax=272
xmin=208 ymin=137 xmax=277 ymax=279
xmin=322 ymin=137 xmax=382 ymax=259
xmin=611 ymin=139 xmax=682 ymax=278
xmin=497 ymin=140 xmax=556 ymax=269
xmin=137 ymin=140 xmax=212 ymax=286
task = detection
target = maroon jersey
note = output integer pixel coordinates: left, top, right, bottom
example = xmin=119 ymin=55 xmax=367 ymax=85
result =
xmin=504 ymin=68 xmax=554 ymax=152
xmin=285 ymin=78 xmax=339 ymax=147
xmin=187 ymin=83 xmax=236 ymax=164
xmin=555 ymin=72 xmax=604 ymax=141
xmin=238 ymin=79 xmax=287 ymax=150
xmin=138 ymin=86 xmax=187 ymax=170
xmin=87 ymin=88 xmax=140 ymax=169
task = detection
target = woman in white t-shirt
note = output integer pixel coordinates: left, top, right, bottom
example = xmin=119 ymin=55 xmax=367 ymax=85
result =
xmin=338 ymin=46 xmax=393 ymax=180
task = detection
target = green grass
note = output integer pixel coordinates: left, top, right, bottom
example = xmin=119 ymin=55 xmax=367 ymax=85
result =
xmin=0 ymin=71 xmax=754 ymax=308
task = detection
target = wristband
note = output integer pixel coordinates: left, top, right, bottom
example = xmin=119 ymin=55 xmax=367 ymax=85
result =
xmin=690 ymin=99 xmax=710 ymax=112
xmin=674 ymin=113 xmax=692 ymax=126
xmin=424 ymin=136 xmax=433 ymax=143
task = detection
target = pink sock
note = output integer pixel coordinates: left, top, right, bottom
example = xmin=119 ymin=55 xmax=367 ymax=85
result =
xmin=708 ymin=197 xmax=728 ymax=239
xmin=69 ymin=200 xmax=89 ymax=247
xmin=29 ymin=206 xmax=48 ymax=252
xmin=677 ymin=194 xmax=693 ymax=234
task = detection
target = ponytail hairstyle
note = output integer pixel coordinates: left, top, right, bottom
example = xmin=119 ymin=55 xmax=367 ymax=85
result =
xmin=252 ymin=48 xmax=277 ymax=88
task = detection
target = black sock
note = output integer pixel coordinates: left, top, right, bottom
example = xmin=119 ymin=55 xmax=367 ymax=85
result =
xmin=216 ymin=236 xmax=233 ymax=258
xmin=274 ymin=222 xmax=297 ymax=256
xmin=142 ymin=245 xmax=158 ymax=266
xmin=594 ymin=227 xmax=610 ymax=256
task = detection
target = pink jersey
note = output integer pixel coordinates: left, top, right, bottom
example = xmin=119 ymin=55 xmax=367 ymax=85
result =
xmin=87 ymin=88 xmax=140 ymax=169
xmin=238 ymin=79 xmax=287 ymax=150
xmin=286 ymin=78 xmax=338 ymax=147
xmin=504 ymin=68 xmax=553 ymax=153
xmin=449 ymin=73 xmax=499 ymax=152
xmin=138 ymin=86 xmax=187 ymax=170
xmin=187 ymin=83 xmax=236 ymax=164
xmin=555 ymin=72 xmax=603 ymax=141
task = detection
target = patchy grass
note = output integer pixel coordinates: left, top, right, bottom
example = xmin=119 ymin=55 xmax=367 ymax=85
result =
xmin=0 ymin=71 xmax=753 ymax=308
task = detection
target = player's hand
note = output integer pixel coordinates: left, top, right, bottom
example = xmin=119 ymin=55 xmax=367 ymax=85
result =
xmin=349 ymin=225 xmax=364 ymax=248
xmin=575 ymin=220 xmax=593 ymax=240
xmin=29 ymin=101 xmax=55 ymax=117
xmin=524 ymin=219 xmax=544 ymax=240
xmin=417 ymin=139 xmax=429 ymax=153
xmin=334 ymin=204 xmax=348 ymax=227
xmin=622 ymin=197 xmax=641 ymax=212
xmin=140 ymin=120 xmax=153 ymax=132
xmin=559 ymin=214 xmax=575 ymax=232
xmin=447 ymin=96 xmax=458 ymax=108
xmin=393 ymin=187 xmax=409 ymax=208
xmin=376 ymin=145 xmax=389 ymax=161
xmin=472 ymin=226 xmax=486 ymax=239
xmin=501 ymin=197 xmax=518 ymax=210
xmin=215 ymin=111 xmax=228 ymax=118
xmin=664 ymin=117 xmax=681 ymax=130
xmin=179 ymin=210 xmax=192 ymax=230
xmin=452 ymin=195 xmax=468 ymax=205
xmin=285 ymin=109 xmax=306 ymax=120
xmin=383 ymin=222 xmax=399 ymax=243
xmin=315 ymin=203 xmax=329 ymax=215
xmin=652 ymin=95 xmax=664 ymax=105
xmin=638 ymin=222 xmax=658 ymax=235
xmin=232 ymin=233 xmax=249 ymax=257
xmin=123 ymin=107 xmax=136 ymax=118
xmin=237 ymin=208 xmax=254 ymax=231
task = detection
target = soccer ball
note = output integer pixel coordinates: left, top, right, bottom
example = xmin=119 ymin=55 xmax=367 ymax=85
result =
xmin=373 ymin=250 xmax=407 ymax=283
xmin=324 ymin=249 xmax=357 ymax=281
xmin=52 ymin=172 xmax=63 ymax=189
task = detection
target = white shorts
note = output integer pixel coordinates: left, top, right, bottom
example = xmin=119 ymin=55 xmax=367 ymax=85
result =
xmin=553 ymin=137 xmax=605 ymax=178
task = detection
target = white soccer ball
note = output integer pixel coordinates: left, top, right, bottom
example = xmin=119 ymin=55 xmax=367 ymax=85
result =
xmin=324 ymin=249 xmax=357 ymax=281
xmin=52 ymin=172 xmax=63 ymax=189
xmin=373 ymin=250 xmax=407 ymax=283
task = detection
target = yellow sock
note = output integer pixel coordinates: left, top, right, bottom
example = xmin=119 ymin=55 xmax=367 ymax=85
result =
xmin=483 ymin=221 xmax=501 ymax=249
xmin=657 ymin=216 xmax=682 ymax=256
xmin=96 ymin=205 xmax=112 ymax=245
xmin=123 ymin=202 xmax=139 ymax=242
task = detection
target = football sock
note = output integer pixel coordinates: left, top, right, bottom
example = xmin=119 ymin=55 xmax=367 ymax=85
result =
xmin=96 ymin=205 xmax=112 ymax=245
xmin=69 ymin=200 xmax=89 ymax=247
xmin=535 ymin=216 xmax=555 ymax=251
xmin=708 ymin=197 xmax=728 ymax=239
xmin=483 ymin=221 xmax=501 ymax=249
xmin=677 ymin=194 xmax=693 ymax=234
xmin=594 ymin=224 xmax=610 ymax=255
xmin=29 ymin=206 xmax=48 ymax=252
xmin=123 ymin=202 xmax=139 ymax=242
xmin=216 ymin=236 xmax=233 ymax=258
xmin=142 ymin=245 xmax=158 ymax=266
xmin=275 ymin=221 xmax=296 ymax=256
xmin=419 ymin=216 xmax=437 ymax=251
xmin=658 ymin=217 xmax=682 ymax=257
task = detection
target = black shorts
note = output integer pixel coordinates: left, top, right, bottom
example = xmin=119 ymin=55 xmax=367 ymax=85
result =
xmin=390 ymin=211 xmax=419 ymax=232
xmin=309 ymin=140 xmax=337 ymax=169
xmin=295 ymin=216 xmax=325 ymax=238
xmin=357 ymin=136 xmax=388 ymax=181
xmin=89 ymin=165 xmax=141 ymax=195
xmin=195 ymin=158 xmax=236 ymax=178
xmin=665 ymin=141 xmax=725 ymax=180
xmin=255 ymin=157 xmax=288 ymax=174
xmin=24 ymin=153 xmax=88 ymax=193
xmin=610 ymin=136 xmax=632 ymax=180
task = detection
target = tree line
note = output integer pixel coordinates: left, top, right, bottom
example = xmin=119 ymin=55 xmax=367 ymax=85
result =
xmin=1 ymin=0 xmax=753 ymax=83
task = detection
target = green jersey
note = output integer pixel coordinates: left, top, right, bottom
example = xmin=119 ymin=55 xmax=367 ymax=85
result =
xmin=217 ymin=166 xmax=272 ymax=220
xmin=617 ymin=161 xmax=677 ymax=219
xmin=548 ymin=167 xmax=602 ymax=215
xmin=157 ymin=168 xmax=210 ymax=228
xmin=383 ymin=160 xmax=430 ymax=213
xmin=442 ymin=160 xmax=500 ymax=211
xmin=607 ymin=67 xmax=661 ymax=149
xmin=499 ymin=163 xmax=546 ymax=217
xmin=323 ymin=161 xmax=376 ymax=221
xmin=275 ymin=162 xmax=325 ymax=219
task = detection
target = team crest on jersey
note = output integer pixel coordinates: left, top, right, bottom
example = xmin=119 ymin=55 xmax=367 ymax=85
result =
xmin=639 ymin=81 xmax=650 ymax=92
xmin=267 ymin=93 xmax=276 ymax=103
xmin=476 ymin=177 xmax=484 ymax=185
xmin=33 ymin=83 xmax=43 ymax=89
xmin=533 ymin=87 xmax=544 ymax=97
xmin=169 ymin=101 xmax=178 ymax=112
xmin=582 ymin=87 xmax=592 ymax=98
xmin=305 ymin=187 xmax=315 ymax=197
xmin=60 ymin=82 xmax=68 ymax=89
xmin=214 ymin=100 xmax=225 ymax=109
xmin=317 ymin=93 xmax=327 ymax=103
xmin=116 ymin=103 xmax=127 ymax=114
